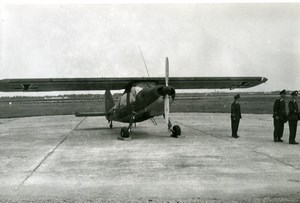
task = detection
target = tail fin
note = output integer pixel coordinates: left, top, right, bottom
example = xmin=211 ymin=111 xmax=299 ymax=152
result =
xmin=74 ymin=91 xmax=114 ymax=118
xmin=105 ymin=90 xmax=115 ymax=113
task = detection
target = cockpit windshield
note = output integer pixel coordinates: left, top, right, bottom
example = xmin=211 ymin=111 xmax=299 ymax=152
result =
xmin=119 ymin=93 xmax=127 ymax=107
xmin=131 ymin=86 xmax=143 ymax=97
xmin=129 ymin=82 xmax=156 ymax=103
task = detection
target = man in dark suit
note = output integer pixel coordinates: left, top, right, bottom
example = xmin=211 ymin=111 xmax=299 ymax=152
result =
xmin=273 ymin=89 xmax=287 ymax=142
xmin=231 ymin=94 xmax=242 ymax=138
xmin=288 ymin=91 xmax=299 ymax=144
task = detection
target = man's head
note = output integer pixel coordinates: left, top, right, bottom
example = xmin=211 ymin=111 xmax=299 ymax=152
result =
xmin=291 ymin=91 xmax=298 ymax=99
xmin=279 ymin=89 xmax=286 ymax=99
xmin=234 ymin=93 xmax=240 ymax=101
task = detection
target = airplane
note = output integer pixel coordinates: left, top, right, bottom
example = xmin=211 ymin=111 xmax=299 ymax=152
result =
xmin=0 ymin=57 xmax=267 ymax=140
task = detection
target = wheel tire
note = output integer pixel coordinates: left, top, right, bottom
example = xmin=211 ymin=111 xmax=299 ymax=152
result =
xmin=120 ymin=127 xmax=129 ymax=138
xmin=172 ymin=125 xmax=181 ymax=136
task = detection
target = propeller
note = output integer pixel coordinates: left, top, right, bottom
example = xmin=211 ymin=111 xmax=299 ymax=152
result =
xmin=164 ymin=57 xmax=170 ymax=130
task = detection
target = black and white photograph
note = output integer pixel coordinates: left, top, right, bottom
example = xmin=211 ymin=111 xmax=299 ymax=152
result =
xmin=0 ymin=1 xmax=300 ymax=202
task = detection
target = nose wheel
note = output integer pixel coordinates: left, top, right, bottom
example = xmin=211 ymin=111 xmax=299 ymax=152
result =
xmin=171 ymin=125 xmax=181 ymax=137
xmin=167 ymin=119 xmax=181 ymax=138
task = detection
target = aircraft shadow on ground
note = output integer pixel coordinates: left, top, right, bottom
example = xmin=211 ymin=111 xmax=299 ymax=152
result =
xmin=75 ymin=126 xmax=170 ymax=140
xmin=75 ymin=127 xmax=111 ymax=131
xmin=130 ymin=130 xmax=170 ymax=140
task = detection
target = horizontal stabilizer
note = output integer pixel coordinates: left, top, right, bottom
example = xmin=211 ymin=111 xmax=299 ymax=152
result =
xmin=75 ymin=112 xmax=107 ymax=117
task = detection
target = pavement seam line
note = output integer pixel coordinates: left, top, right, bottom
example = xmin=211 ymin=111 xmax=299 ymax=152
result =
xmin=176 ymin=121 xmax=299 ymax=170
xmin=16 ymin=117 xmax=87 ymax=189
xmin=252 ymin=150 xmax=299 ymax=170
xmin=175 ymin=121 xmax=231 ymax=142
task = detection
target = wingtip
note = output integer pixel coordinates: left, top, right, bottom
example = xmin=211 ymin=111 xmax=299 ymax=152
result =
xmin=262 ymin=77 xmax=268 ymax=83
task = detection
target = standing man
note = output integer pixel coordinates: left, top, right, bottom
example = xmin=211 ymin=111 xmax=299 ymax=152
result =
xmin=231 ymin=94 xmax=242 ymax=138
xmin=273 ymin=90 xmax=287 ymax=142
xmin=288 ymin=91 xmax=299 ymax=144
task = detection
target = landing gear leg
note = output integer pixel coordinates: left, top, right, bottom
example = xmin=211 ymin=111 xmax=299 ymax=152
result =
xmin=128 ymin=113 xmax=136 ymax=133
xmin=109 ymin=121 xmax=113 ymax=129
xmin=118 ymin=113 xmax=136 ymax=141
xmin=168 ymin=119 xmax=181 ymax=138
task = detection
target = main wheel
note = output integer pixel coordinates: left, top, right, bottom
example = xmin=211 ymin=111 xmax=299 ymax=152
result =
xmin=172 ymin=125 xmax=181 ymax=137
xmin=120 ymin=127 xmax=130 ymax=138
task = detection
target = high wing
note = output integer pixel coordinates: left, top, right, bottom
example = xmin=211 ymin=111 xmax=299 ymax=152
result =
xmin=0 ymin=77 xmax=267 ymax=92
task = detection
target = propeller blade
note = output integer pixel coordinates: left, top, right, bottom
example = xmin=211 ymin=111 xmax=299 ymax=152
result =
xmin=164 ymin=95 xmax=170 ymax=125
xmin=165 ymin=57 xmax=169 ymax=86
xmin=164 ymin=57 xmax=171 ymax=130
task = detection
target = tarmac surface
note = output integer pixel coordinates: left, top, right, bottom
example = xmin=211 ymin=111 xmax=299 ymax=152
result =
xmin=0 ymin=113 xmax=300 ymax=202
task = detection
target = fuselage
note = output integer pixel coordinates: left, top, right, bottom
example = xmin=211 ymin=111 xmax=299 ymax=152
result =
xmin=106 ymin=82 xmax=175 ymax=123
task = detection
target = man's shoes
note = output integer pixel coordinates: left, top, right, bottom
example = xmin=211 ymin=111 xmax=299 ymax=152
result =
xmin=289 ymin=141 xmax=299 ymax=145
xmin=232 ymin=135 xmax=239 ymax=138
xmin=274 ymin=138 xmax=284 ymax=142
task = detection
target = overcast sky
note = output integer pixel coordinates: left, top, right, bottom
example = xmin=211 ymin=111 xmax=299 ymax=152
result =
xmin=0 ymin=3 xmax=300 ymax=96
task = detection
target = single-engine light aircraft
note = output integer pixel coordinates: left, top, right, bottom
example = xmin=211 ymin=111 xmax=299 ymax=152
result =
xmin=0 ymin=58 xmax=267 ymax=139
